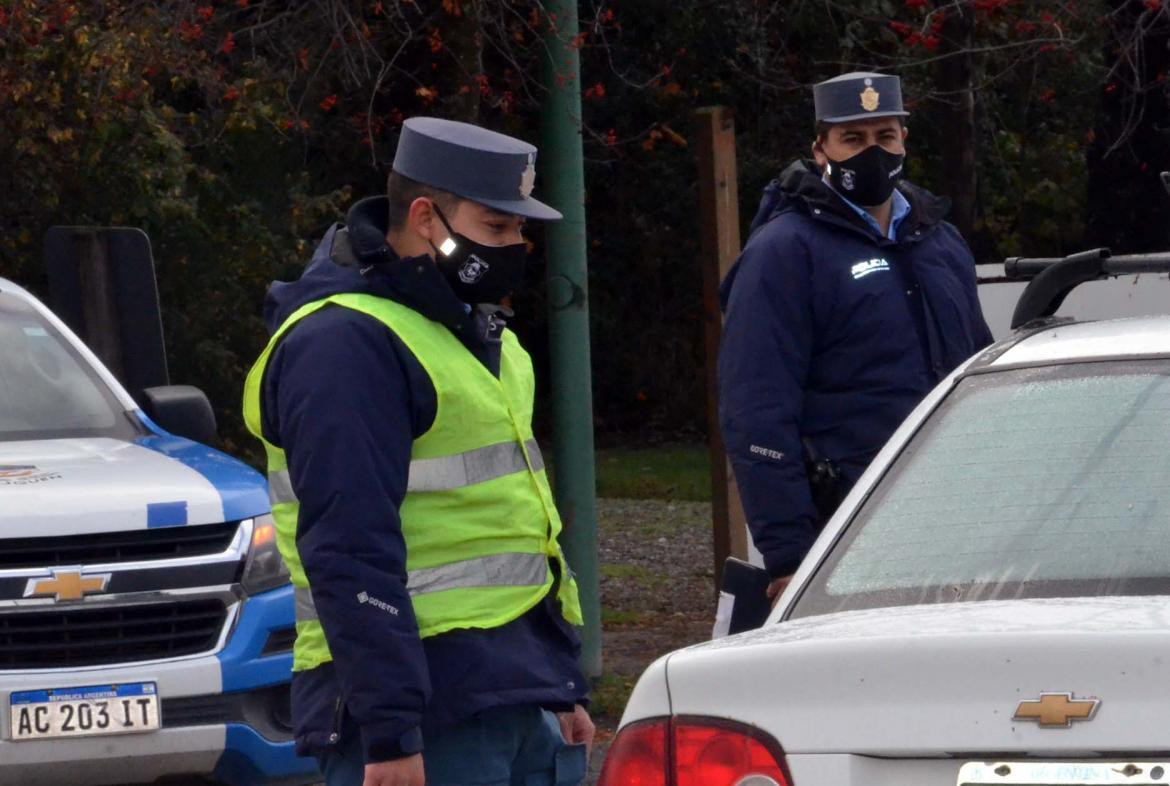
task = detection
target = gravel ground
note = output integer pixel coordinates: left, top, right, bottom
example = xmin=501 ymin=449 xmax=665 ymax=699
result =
xmin=584 ymin=498 xmax=715 ymax=783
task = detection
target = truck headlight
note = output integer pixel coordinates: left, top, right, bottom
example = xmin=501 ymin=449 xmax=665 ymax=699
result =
xmin=241 ymin=514 xmax=290 ymax=595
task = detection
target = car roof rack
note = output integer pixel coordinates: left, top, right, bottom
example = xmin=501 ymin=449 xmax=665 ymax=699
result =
xmin=1005 ymin=247 xmax=1170 ymax=329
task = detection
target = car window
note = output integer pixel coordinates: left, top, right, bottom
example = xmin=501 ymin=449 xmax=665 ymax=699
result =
xmin=0 ymin=291 xmax=141 ymax=441
xmin=790 ymin=360 xmax=1170 ymax=618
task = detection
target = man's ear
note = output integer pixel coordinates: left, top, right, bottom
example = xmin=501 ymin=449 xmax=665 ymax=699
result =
xmin=406 ymin=197 xmax=439 ymax=244
xmin=901 ymin=124 xmax=909 ymax=142
xmin=811 ymin=139 xmax=827 ymax=169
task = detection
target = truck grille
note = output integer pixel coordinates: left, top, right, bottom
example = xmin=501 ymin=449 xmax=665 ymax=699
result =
xmin=0 ymin=599 xmax=228 ymax=669
xmin=0 ymin=521 xmax=240 ymax=569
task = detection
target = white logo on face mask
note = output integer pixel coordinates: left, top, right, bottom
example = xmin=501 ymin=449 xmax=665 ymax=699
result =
xmin=888 ymin=162 xmax=903 ymax=179
xmin=459 ymin=255 xmax=490 ymax=284
xmin=841 ymin=169 xmax=856 ymax=191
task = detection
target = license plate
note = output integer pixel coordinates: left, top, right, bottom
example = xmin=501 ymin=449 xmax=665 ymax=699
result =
xmin=9 ymin=682 xmax=160 ymax=741
xmin=960 ymin=762 xmax=1170 ymax=785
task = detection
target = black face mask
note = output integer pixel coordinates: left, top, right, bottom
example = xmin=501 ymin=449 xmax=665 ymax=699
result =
xmin=430 ymin=205 xmax=527 ymax=305
xmin=824 ymin=144 xmax=905 ymax=207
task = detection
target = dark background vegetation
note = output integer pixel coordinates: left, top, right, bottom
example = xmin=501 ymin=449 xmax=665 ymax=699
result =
xmin=2 ymin=0 xmax=1169 ymax=461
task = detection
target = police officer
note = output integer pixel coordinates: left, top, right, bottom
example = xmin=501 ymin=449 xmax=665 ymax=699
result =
xmin=243 ymin=117 xmax=593 ymax=786
xmin=718 ymin=72 xmax=994 ymax=600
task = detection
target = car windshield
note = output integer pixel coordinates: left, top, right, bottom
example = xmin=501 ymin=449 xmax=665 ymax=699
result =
xmin=0 ymin=290 xmax=139 ymax=441
xmin=791 ymin=360 xmax=1170 ymax=618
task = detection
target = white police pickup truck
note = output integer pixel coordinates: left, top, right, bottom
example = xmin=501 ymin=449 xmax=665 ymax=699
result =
xmin=0 ymin=276 xmax=319 ymax=785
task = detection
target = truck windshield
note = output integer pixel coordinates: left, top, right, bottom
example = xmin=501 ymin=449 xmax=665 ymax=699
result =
xmin=0 ymin=291 xmax=140 ymax=442
xmin=791 ymin=360 xmax=1170 ymax=618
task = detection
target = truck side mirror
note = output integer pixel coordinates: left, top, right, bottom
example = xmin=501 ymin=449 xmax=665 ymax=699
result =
xmin=140 ymin=385 xmax=218 ymax=446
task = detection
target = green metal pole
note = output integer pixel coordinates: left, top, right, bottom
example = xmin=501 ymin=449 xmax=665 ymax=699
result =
xmin=540 ymin=0 xmax=601 ymax=679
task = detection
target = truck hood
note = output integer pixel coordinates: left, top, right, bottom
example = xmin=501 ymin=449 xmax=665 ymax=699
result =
xmin=664 ymin=596 xmax=1170 ymax=755
xmin=0 ymin=437 xmax=268 ymax=535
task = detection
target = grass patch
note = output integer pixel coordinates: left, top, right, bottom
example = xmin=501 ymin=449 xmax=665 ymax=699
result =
xmin=601 ymin=607 xmax=646 ymax=626
xmin=595 ymin=444 xmax=711 ymax=501
xmin=590 ymin=670 xmax=638 ymax=719
xmin=600 ymin=563 xmax=668 ymax=588
xmin=599 ymin=563 xmax=651 ymax=581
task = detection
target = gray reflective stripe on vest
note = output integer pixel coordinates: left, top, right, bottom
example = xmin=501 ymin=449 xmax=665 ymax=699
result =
xmin=269 ymin=469 xmax=297 ymax=506
xmin=292 ymin=553 xmax=549 ymax=622
xmin=406 ymin=551 xmax=549 ymax=596
xmin=294 ymin=585 xmax=317 ymax=623
xmin=407 ymin=439 xmax=544 ymax=493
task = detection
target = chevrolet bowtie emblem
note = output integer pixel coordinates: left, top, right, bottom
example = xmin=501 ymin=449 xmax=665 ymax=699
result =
xmin=23 ymin=570 xmax=111 ymax=602
xmin=1014 ymin=693 xmax=1100 ymax=728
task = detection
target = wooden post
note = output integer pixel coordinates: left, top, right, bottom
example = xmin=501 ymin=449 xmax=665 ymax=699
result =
xmin=695 ymin=106 xmax=747 ymax=592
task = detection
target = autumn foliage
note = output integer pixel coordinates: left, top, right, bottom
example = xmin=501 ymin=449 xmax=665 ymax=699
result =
xmin=1 ymin=0 xmax=1168 ymax=449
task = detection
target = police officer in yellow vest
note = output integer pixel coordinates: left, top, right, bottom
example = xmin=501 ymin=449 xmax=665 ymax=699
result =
xmin=243 ymin=117 xmax=593 ymax=786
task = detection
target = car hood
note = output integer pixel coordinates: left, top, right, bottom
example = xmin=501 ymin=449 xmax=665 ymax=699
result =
xmin=663 ymin=597 xmax=1170 ymax=755
xmin=0 ymin=437 xmax=268 ymax=535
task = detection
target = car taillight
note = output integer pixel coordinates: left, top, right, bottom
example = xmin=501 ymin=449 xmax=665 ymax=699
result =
xmin=673 ymin=719 xmax=790 ymax=786
xmin=598 ymin=719 xmax=669 ymax=786
xmin=599 ymin=717 xmax=791 ymax=786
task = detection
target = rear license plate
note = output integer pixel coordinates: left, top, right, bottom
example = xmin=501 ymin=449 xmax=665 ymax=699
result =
xmin=960 ymin=762 xmax=1170 ymax=785
xmin=9 ymin=682 xmax=160 ymax=741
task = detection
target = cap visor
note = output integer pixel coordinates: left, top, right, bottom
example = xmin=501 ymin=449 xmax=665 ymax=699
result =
xmin=820 ymin=110 xmax=910 ymax=124
xmin=473 ymin=195 xmax=563 ymax=221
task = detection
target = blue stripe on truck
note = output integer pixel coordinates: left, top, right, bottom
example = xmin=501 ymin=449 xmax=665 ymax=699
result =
xmin=133 ymin=410 xmax=269 ymax=522
xmin=146 ymin=501 xmax=188 ymax=528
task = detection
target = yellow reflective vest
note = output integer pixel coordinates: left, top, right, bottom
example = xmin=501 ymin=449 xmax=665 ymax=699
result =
xmin=242 ymin=293 xmax=582 ymax=672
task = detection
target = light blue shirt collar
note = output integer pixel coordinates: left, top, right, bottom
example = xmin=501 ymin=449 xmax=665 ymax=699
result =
xmin=824 ymin=177 xmax=911 ymax=241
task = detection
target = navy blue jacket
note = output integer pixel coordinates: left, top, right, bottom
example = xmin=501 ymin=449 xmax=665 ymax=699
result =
xmin=258 ymin=196 xmax=587 ymax=764
xmin=718 ymin=161 xmax=993 ymax=578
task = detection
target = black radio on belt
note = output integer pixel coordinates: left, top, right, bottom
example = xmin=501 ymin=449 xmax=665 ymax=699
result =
xmin=802 ymin=437 xmax=843 ymax=526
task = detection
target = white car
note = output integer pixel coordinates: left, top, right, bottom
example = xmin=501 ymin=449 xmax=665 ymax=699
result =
xmin=601 ymin=251 xmax=1170 ymax=786
xmin=0 ymin=277 xmax=318 ymax=785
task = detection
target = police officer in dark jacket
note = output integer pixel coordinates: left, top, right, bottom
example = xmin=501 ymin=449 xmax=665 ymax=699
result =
xmin=718 ymin=72 xmax=994 ymax=600
xmin=244 ymin=118 xmax=592 ymax=786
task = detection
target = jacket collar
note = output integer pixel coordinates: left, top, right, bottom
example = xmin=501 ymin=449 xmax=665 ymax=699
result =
xmin=332 ymin=196 xmax=477 ymax=340
xmin=760 ymin=159 xmax=951 ymax=244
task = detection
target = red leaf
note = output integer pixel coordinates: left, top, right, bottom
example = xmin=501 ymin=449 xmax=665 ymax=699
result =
xmin=319 ymin=94 xmax=339 ymax=111
xmin=196 ymin=5 xmax=214 ymax=22
xmin=219 ymin=32 xmax=235 ymax=54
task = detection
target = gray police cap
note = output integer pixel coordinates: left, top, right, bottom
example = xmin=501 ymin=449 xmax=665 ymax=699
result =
xmin=392 ymin=116 xmax=562 ymax=221
xmin=813 ymin=72 xmax=909 ymax=124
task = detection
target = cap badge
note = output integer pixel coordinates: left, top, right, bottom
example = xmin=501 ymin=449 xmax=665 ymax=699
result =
xmin=519 ymin=153 xmax=536 ymax=198
xmin=860 ymin=86 xmax=880 ymax=112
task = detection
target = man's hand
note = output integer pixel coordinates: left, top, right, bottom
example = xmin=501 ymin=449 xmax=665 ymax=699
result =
xmin=766 ymin=575 xmax=793 ymax=607
xmin=363 ymin=754 xmax=425 ymax=786
xmin=557 ymin=704 xmax=596 ymax=757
